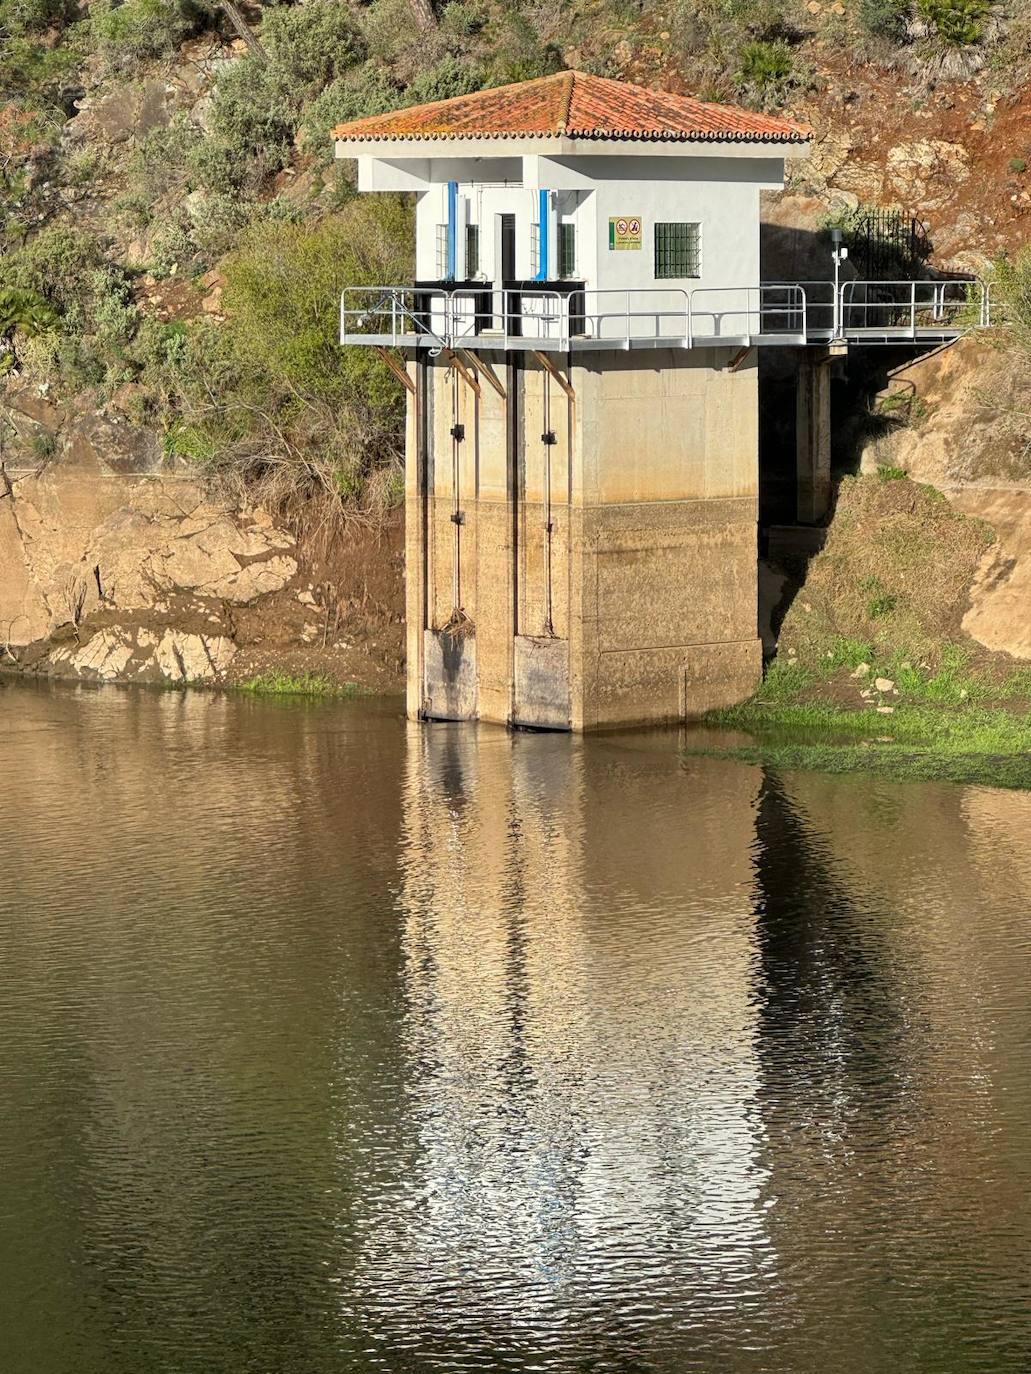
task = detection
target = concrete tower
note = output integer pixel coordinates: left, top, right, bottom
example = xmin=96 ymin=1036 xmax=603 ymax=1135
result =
xmin=335 ymin=71 xmax=812 ymax=730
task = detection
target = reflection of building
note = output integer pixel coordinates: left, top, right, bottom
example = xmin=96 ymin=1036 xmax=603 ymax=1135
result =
xmin=344 ymin=724 xmax=774 ymax=1355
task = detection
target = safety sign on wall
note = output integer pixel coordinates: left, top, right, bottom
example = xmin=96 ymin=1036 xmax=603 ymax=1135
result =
xmin=608 ymin=216 xmax=642 ymax=250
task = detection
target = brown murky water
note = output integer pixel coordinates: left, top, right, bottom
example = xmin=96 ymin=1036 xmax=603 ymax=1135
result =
xmin=1 ymin=680 xmax=1029 ymax=1374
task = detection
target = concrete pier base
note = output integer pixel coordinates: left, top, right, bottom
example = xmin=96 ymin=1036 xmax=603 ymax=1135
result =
xmin=405 ymin=347 xmax=762 ymax=732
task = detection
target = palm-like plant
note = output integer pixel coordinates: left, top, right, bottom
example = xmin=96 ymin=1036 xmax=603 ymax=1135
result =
xmin=0 ymin=287 xmax=58 ymax=375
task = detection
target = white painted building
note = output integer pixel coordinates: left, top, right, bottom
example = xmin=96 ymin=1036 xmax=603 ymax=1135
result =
xmin=336 ymin=71 xmax=813 ymax=348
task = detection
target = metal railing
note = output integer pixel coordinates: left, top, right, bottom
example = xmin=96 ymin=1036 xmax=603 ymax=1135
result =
xmin=340 ymin=279 xmax=991 ymax=351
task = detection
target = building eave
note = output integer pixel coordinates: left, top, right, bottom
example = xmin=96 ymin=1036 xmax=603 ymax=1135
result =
xmin=335 ymin=134 xmax=811 ymax=162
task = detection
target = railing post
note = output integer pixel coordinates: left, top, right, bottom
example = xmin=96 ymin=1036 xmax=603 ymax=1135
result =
xmin=910 ymin=281 xmax=916 ymax=339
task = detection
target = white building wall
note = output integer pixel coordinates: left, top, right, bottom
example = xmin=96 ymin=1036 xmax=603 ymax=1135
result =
xmin=408 ymin=152 xmax=785 ymax=340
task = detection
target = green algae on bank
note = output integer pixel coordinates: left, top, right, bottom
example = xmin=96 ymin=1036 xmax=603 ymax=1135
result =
xmin=237 ymin=672 xmax=368 ymax=698
xmin=685 ymin=702 xmax=1031 ymax=789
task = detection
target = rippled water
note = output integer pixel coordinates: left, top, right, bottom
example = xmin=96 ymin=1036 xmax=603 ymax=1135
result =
xmin=1 ymin=679 xmax=1030 ymax=1374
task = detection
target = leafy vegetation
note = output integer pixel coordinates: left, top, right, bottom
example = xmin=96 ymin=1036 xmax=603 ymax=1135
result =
xmin=88 ymin=0 xmax=200 ymax=71
xmin=686 ymin=702 xmax=1031 ymax=788
xmin=916 ymin=0 xmax=990 ymax=47
xmin=991 ymin=243 xmax=1031 ymax=355
xmin=238 ymin=671 xmax=365 ymax=697
xmin=170 ymin=201 xmax=413 ymax=520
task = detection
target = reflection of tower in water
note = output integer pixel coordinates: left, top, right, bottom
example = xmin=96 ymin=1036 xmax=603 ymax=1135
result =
xmin=344 ymin=726 xmax=778 ymax=1365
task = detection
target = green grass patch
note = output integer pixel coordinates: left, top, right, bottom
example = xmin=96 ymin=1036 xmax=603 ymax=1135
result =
xmin=238 ymin=672 xmax=364 ymax=698
xmin=690 ymin=701 xmax=1031 ymax=789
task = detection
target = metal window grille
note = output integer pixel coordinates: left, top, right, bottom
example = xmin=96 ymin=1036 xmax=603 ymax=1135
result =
xmin=465 ymin=224 xmax=480 ymax=278
xmin=557 ymin=222 xmax=576 ymax=278
xmin=654 ymin=222 xmax=701 ymax=279
xmin=530 ymin=222 xmax=540 ymax=277
xmin=436 ymin=223 xmax=449 ymax=278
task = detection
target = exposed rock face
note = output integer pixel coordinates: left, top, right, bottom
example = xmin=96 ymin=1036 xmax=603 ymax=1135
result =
xmin=2 ymin=475 xmax=297 ymax=648
xmin=0 ymin=384 xmax=298 ymax=682
xmin=49 ymin=626 xmax=238 ymax=683
xmin=885 ymin=140 xmax=970 ymax=210
xmin=953 ymin=490 xmax=1031 ymax=661
xmin=860 ymin=335 xmax=1031 ymax=663
xmin=66 ymin=80 xmax=172 ymax=147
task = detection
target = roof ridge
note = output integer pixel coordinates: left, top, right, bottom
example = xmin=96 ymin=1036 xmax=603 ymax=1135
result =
xmin=557 ymin=69 xmax=575 ymax=134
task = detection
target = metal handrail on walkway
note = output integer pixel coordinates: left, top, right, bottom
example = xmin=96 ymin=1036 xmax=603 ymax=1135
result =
xmin=340 ymin=279 xmax=992 ymax=351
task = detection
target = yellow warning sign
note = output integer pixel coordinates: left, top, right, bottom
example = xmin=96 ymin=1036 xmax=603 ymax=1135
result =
xmin=609 ymin=216 xmax=642 ymax=250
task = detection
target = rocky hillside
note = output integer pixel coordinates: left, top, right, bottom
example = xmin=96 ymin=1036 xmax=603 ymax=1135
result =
xmin=0 ymin=0 xmax=1029 ymax=685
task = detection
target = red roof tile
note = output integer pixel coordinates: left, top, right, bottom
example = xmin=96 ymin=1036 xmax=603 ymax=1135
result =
xmin=332 ymin=70 xmax=810 ymax=145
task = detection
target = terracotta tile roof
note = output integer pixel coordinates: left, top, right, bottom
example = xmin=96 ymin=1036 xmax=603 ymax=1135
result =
xmin=332 ymin=70 xmax=811 ymax=145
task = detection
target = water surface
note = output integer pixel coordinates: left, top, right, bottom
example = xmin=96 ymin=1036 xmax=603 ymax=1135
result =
xmin=1 ymin=681 xmax=1029 ymax=1374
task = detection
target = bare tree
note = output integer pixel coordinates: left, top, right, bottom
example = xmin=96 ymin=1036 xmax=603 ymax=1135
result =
xmin=218 ymin=0 xmax=267 ymax=60
xmin=408 ymin=0 xmax=438 ymax=30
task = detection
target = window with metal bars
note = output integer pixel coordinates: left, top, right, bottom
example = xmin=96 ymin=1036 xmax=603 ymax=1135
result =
xmin=436 ymin=223 xmax=449 ymax=278
xmin=465 ymin=224 xmax=479 ymax=278
xmin=653 ymin=222 xmax=701 ymax=279
xmin=530 ymin=222 xmax=541 ymax=278
xmin=557 ymin=222 xmax=576 ymax=278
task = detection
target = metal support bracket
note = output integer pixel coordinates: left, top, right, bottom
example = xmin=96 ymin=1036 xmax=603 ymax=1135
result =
xmin=373 ymin=345 xmax=416 ymax=395
xmin=459 ymin=350 xmax=506 ymax=401
xmin=532 ymin=350 xmax=575 ymax=401
xmin=724 ymin=345 xmax=754 ymax=373
xmin=444 ymin=348 xmax=481 ymax=398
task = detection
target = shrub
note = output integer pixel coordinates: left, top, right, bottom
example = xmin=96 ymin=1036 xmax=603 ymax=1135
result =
xmin=406 ymin=55 xmax=485 ymax=105
xmin=88 ymin=0 xmax=198 ymax=69
xmin=735 ymin=38 xmax=796 ymax=102
xmin=859 ymin=0 xmax=911 ymax=42
xmin=992 ymin=244 xmax=1031 ymax=354
xmin=203 ymin=57 xmax=296 ymax=184
xmin=0 ymin=286 xmax=58 ymax=374
xmin=220 ymin=199 xmax=411 ymax=407
xmin=0 ymin=225 xmax=105 ymax=316
xmin=483 ymin=7 xmax=563 ymax=84
xmin=1009 ymin=157 xmax=1028 ymax=174
xmin=300 ymin=63 xmax=402 ymax=165
xmin=259 ymin=0 xmax=367 ymax=90
xmin=167 ymin=200 xmax=415 ymax=515
xmin=187 ymin=191 xmax=247 ymax=257
xmin=0 ymin=0 xmax=80 ymax=99
xmin=199 ymin=6 xmax=367 ymax=191
xmin=915 ymin=0 xmax=990 ymax=46
xmin=129 ymin=115 xmax=198 ymax=200
xmin=1 ymin=0 xmax=78 ymax=29
xmin=441 ymin=0 xmax=489 ymax=38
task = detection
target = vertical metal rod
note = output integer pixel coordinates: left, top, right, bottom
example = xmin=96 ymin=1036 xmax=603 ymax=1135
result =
xmin=542 ymin=370 xmax=554 ymax=638
xmin=452 ymin=366 xmax=461 ymax=613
